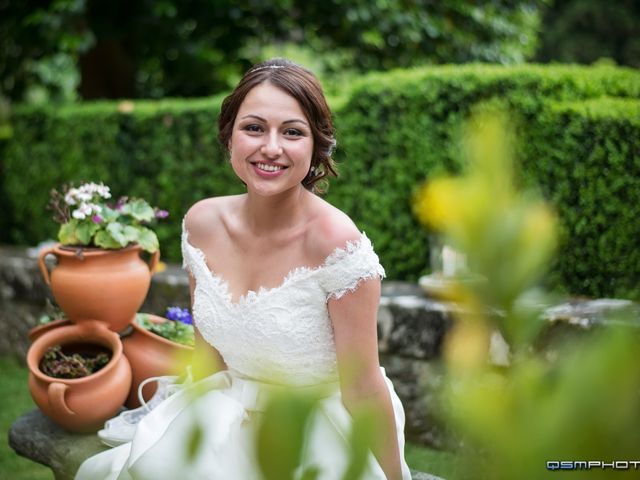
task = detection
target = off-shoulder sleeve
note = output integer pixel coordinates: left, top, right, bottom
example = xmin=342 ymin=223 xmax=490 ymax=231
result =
xmin=181 ymin=217 xmax=208 ymax=279
xmin=318 ymin=233 xmax=386 ymax=300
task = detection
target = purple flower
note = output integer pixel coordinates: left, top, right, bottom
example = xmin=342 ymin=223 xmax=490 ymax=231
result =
xmin=155 ymin=209 xmax=169 ymax=219
xmin=166 ymin=306 xmax=193 ymax=325
xmin=92 ymin=215 xmax=103 ymax=224
xmin=115 ymin=197 xmax=127 ymax=210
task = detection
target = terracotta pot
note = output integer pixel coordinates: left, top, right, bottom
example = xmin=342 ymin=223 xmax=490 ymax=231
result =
xmin=27 ymin=318 xmax=72 ymax=343
xmin=38 ymin=244 xmax=160 ymax=332
xmin=27 ymin=320 xmax=132 ymax=433
xmin=122 ymin=314 xmax=193 ymax=408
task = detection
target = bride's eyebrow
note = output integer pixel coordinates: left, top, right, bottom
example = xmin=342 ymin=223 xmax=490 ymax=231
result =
xmin=240 ymin=114 xmax=309 ymax=126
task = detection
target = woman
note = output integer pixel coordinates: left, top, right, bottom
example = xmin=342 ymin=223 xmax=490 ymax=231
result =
xmin=77 ymin=58 xmax=412 ymax=480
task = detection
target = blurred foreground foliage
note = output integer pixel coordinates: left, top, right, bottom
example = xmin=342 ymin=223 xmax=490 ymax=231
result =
xmin=414 ymin=112 xmax=640 ymax=479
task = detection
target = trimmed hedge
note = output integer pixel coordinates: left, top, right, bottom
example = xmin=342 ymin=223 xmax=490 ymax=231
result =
xmin=1 ymin=95 xmax=242 ymax=261
xmin=2 ymin=64 xmax=639 ymax=298
xmin=521 ymin=97 xmax=640 ymax=299
xmin=326 ymin=64 xmax=640 ymax=298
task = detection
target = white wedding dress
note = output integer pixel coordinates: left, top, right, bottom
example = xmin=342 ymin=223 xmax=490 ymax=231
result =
xmin=76 ymin=222 xmax=412 ymax=480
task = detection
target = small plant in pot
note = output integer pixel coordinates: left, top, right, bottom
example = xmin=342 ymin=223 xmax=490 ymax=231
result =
xmin=38 ymin=181 xmax=169 ymax=333
xmin=122 ymin=307 xmax=194 ymax=408
xmin=40 ymin=344 xmax=111 ymax=379
xmin=27 ymin=321 xmax=133 ymax=432
xmin=48 ymin=181 xmax=168 ymax=253
xmin=136 ymin=307 xmax=195 ymax=347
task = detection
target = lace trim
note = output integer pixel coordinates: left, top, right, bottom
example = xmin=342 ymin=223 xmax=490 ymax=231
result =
xmin=181 ymin=217 xmax=384 ymax=307
xmin=326 ymin=263 xmax=386 ymax=300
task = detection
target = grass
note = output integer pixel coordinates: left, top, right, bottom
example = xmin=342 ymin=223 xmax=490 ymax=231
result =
xmin=0 ymin=356 xmax=52 ymax=480
xmin=0 ymin=355 xmax=458 ymax=479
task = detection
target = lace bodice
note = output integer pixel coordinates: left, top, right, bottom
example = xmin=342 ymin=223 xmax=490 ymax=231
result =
xmin=181 ymin=221 xmax=385 ymax=387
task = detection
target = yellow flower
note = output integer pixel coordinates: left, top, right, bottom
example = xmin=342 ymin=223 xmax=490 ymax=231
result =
xmin=413 ymin=177 xmax=466 ymax=231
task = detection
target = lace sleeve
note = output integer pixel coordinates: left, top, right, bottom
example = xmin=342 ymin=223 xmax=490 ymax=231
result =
xmin=319 ymin=233 xmax=386 ymax=300
xmin=181 ymin=218 xmax=207 ymax=278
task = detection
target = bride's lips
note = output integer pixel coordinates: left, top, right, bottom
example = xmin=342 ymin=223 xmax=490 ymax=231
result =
xmin=251 ymin=162 xmax=289 ymax=178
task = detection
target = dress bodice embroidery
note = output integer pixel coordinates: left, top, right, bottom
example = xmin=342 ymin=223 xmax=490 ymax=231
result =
xmin=181 ymin=220 xmax=385 ymax=387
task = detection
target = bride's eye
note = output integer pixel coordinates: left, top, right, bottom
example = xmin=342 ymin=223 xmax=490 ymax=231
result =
xmin=283 ymin=128 xmax=304 ymax=137
xmin=243 ymin=124 xmax=263 ymax=133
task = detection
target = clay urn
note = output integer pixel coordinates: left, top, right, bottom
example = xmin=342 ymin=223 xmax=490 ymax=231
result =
xmin=27 ymin=320 xmax=132 ymax=433
xmin=27 ymin=318 xmax=72 ymax=343
xmin=121 ymin=314 xmax=193 ymax=408
xmin=38 ymin=244 xmax=160 ymax=333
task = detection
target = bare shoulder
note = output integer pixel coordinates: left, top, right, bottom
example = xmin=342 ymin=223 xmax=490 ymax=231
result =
xmin=184 ymin=195 xmax=241 ymax=245
xmin=306 ymin=197 xmax=362 ymax=263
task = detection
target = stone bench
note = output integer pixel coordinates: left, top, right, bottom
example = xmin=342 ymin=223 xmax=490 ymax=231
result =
xmin=9 ymin=409 xmax=443 ymax=480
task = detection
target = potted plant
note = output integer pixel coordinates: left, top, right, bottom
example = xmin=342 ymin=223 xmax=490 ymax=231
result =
xmin=37 ymin=182 xmax=168 ymax=332
xmin=40 ymin=344 xmax=111 ymax=379
xmin=27 ymin=320 xmax=132 ymax=433
xmin=122 ymin=307 xmax=194 ymax=408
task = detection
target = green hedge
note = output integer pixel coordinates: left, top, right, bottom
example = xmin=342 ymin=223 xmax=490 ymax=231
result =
xmin=1 ymin=95 xmax=243 ymax=261
xmin=521 ymin=97 xmax=640 ymax=299
xmin=326 ymin=64 xmax=640 ymax=298
xmin=2 ymin=64 xmax=639 ymax=298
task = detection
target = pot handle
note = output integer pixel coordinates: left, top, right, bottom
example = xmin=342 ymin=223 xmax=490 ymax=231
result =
xmin=148 ymin=249 xmax=160 ymax=274
xmin=37 ymin=246 xmax=58 ymax=286
xmin=48 ymin=382 xmax=75 ymax=417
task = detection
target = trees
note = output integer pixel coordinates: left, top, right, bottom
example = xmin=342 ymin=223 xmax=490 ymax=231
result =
xmin=1 ymin=0 xmax=548 ymax=102
xmin=535 ymin=0 xmax=640 ymax=68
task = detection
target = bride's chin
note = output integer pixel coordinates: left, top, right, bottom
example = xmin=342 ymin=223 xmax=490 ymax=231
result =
xmin=245 ymin=181 xmax=306 ymax=198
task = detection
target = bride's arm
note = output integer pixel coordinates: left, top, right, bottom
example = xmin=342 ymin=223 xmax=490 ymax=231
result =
xmin=328 ymin=277 xmax=403 ymax=480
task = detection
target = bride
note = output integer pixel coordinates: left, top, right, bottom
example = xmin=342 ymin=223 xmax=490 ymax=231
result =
xmin=76 ymin=58 xmax=412 ymax=480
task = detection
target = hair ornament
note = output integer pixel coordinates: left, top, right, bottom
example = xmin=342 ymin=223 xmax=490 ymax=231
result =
xmin=250 ymin=65 xmax=287 ymax=73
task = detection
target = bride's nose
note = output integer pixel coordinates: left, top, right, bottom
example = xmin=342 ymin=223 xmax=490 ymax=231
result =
xmin=261 ymin=133 xmax=283 ymax=158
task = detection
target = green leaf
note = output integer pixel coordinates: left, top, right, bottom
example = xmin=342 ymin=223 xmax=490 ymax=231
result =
xmin=93 ymin=229 xmax=123 ymax=249
xmin=106 ymin=222 xmax=129 ymax=247
xmin=136 ymin=226 xmax=159 ymax=253
xmin=58 ymin=220 xmax=81 ymax=245
xmin=256 ymin=392 xmax=319 ymax=480
xmin=125 ymin=199 xmax=155 ymax=222
xmin=122 ymin=225 xmax=140 ymax=243
xmin=186 ymin=422 xmax=204 ymax=461
xmin=76 ymin=221 xmax=100 ymax=244
xmin=341 ymin=406 xmax=378 ymax=480
xmin=100 ymin=206 xmax=120 ymax=223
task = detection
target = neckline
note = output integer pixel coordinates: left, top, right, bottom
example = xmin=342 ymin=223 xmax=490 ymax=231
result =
xmin=181 ymin=222 xmax=368 ymax=307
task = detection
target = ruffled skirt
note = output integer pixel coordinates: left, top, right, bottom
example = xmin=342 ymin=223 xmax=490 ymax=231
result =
xmin=75 ymin=368 xmax=412 ymax=480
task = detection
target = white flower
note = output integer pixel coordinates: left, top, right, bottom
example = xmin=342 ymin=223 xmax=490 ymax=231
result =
xmin=72 ymin=203 xmax=93 ymax=220
xmin=77 ymin=191 xmax=92 ymax=202
xmin=65 ymin=188 xmax=79 ymax=206
xmin=98 ymin=185 xmax=111 ymax=199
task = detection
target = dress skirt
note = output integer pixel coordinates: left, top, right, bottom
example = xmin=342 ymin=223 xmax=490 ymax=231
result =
xmin=75 ymin=367 xmax=412 ymax=480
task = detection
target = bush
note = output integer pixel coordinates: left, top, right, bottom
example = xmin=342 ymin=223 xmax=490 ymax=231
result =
xmin=2 ymin=64 xmax=639 ymax=298
xmin=521 ymin=97 xmax=640 ymax=298
xmin=2 ymin=95 xmax=242 ymax=261
xmin=327 ymin=64 xmax=640 ymax=294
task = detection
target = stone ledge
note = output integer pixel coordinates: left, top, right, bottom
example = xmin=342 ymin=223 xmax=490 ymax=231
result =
xmin=9 ymin=409 xmax=443 ymax=480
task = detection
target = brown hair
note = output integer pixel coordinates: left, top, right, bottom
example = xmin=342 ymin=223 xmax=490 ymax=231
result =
xmin=218 ymin=58 xmax=338 ymax=194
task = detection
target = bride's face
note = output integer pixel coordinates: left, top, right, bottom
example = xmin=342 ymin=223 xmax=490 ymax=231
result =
xmin=229 ymin=82 xmax=313 ymax=197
